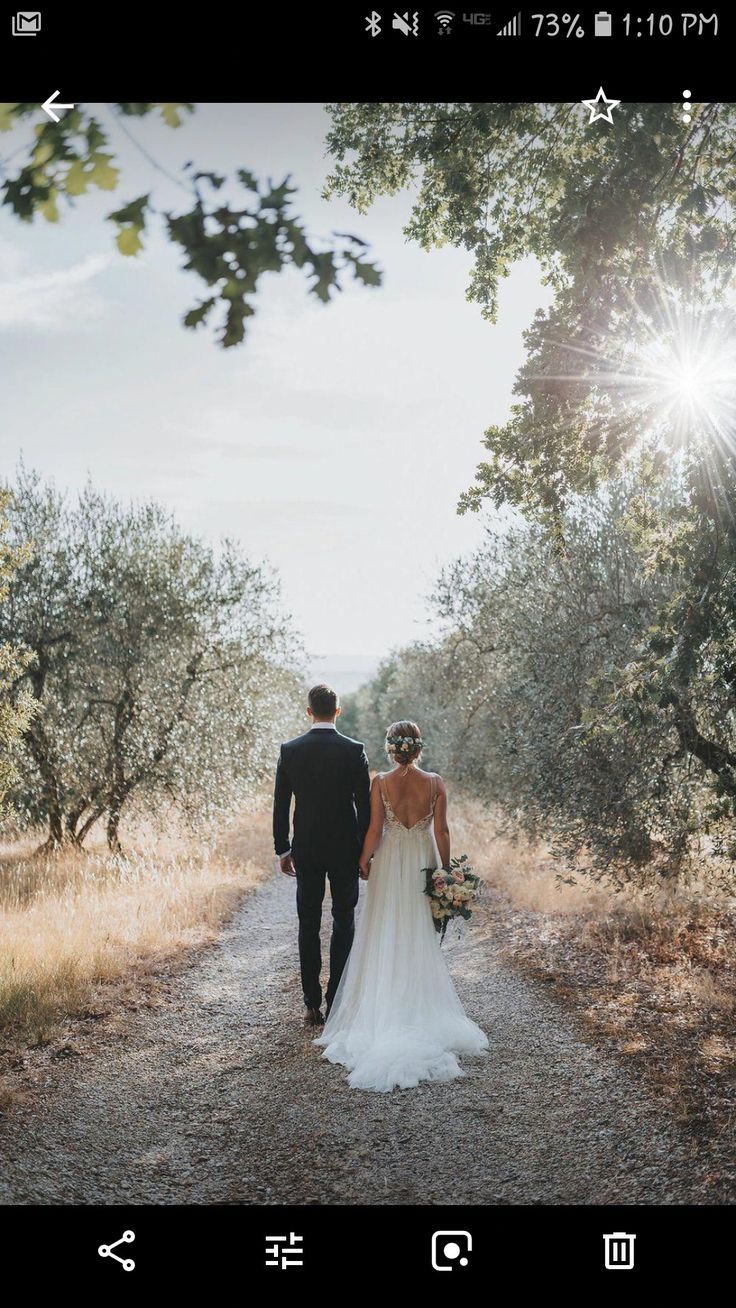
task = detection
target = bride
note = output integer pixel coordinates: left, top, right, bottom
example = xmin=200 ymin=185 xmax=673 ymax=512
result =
xmin=314 ymin=720 xmax=488 ymax=1091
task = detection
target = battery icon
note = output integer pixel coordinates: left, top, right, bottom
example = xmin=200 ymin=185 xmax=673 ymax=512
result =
xmin=594 ymin=11 xmax=612 ymax=35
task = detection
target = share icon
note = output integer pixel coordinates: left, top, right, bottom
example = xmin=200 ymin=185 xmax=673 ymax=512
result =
xmin=98 ymin=1229 xmax=135 ymax=1271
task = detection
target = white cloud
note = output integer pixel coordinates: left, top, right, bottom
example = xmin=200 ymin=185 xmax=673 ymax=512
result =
xmin=0 ymin=249 xmax=111 ymax=330
xmin=0 ymin=237 xmax=23 ymax=279
xmin=205 ymin=440 xmax=318 ymax=460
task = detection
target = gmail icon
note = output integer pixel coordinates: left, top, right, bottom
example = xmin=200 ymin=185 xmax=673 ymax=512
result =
xmin=12 ymin=11 xmax=41 ymax=35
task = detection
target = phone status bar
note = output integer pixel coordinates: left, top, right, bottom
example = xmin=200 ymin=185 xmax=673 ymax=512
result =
xmin=363 ymin=10 xmax=722 ymax=39
xmin=1 ymin=5 xmax=729 ymax=100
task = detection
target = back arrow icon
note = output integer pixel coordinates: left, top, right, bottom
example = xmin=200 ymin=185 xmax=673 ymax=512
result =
xmin=42 ymin=91 xmax=75 ymax=123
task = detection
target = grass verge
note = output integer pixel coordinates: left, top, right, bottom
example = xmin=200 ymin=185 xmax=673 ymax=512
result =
xmin=0 ymin=803 xmax=274 ymax=1053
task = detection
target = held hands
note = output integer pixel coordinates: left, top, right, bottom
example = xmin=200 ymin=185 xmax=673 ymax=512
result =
xmin=359 ymin=857 xmax=371 ymax=880
xmin=279 ymin=853 xmax=296 ymax=877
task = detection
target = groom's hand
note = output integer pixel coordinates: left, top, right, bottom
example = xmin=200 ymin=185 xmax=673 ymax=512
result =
xmin=279 ymin=853 xmax=296 ymax=877
xmin=359 ymin=858 xmax=371 ymax=880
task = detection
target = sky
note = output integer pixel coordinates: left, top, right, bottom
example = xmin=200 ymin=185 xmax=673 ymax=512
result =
xmin=0 ymin=102 xmax=552 ymax=667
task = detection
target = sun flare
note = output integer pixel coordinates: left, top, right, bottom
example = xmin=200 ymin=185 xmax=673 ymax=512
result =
xmin=538 ymin=291 xmax=736 ymax=460
xmin=636 ymin=316 xmax=736 ymax=440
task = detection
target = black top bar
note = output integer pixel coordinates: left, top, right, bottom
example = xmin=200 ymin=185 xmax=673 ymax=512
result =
xmin=0 ymin=3 xmax=732 ymax=100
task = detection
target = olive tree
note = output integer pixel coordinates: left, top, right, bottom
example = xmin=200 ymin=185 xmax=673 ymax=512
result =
xmin=2 ymin=468 xmax=301 ymax=848
xmin=354 ymin=476 xmax=719 ymax=881
xmin=0 ymin=490 xmax=36 ymax=816
xmin=326 ymin=103 xmax=736 ymax=846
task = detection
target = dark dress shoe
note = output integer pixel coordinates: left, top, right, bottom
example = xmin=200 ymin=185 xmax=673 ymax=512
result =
xmin=304 ymin=1007 xmax=324 ymax=1026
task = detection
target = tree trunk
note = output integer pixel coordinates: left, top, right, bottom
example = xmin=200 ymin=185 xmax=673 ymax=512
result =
xmin=35 ymin=805 xmax=64 ymax=854
xmin=25 ymin=656 xmax=67 ymax=852
xmin=65 ymin=805 xmax=85 ymax=847
xmin=76 ymin=807 xmax=105 ymax=847
xmin=65 ymin=789 xmax=103 ymax=847
xmin=27 ymin=737 xmax=64 ymax=849
xmin=106 ymin=801 xmax=122 ymax=853
xmin=660 ymin=690 xmax=736 ymax=795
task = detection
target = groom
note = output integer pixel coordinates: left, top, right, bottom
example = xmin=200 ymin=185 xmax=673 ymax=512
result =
xmin=273 ymin=684 xmax=371 ymax=1026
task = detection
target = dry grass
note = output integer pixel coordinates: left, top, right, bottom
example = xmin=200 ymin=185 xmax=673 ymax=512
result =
xmin=450 ymin=792 xmax=611 ymax=915
xmin=452 ymin=790 xmax=736 ymax=946
xmin=3 ymin=782 xmax=735 ymax=1185
xmin=453 ymin=791 xmax=736 ymax=1179
xmin=0 ymin=801 xmax=274 ymax=1048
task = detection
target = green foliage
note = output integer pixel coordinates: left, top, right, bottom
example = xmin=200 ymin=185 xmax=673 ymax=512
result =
xmin=352 ymin=476 xmax=733 ymax=882
xmin=0 ymin=102 xmax=382 ymax=347
xmin=335 ymin=691 xmax=360 ymax=741
xmin=350 ymin=645 xmax=461 ymax=777
xmin=0 ymin=468 xmax=303 ymax=848
xmin=165 ymin=166 xmax=382 ymax=348
xmin=0 ymin=491 xmax=36 ymax=815
xmin=328 ymin=101 xmax=736 ymax=880
xmin=325 ymin=101 xmax=736 ymax=521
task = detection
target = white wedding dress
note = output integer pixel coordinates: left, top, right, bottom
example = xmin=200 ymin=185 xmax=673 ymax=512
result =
xmin=314 ymin=772 xmax=488 ymax=1092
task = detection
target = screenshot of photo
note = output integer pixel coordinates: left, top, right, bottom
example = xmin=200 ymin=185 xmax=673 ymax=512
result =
xmin=0 ymin=2 xmax=733 ymax=1289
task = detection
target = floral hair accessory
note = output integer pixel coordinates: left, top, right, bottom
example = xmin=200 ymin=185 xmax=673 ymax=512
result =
xmin=386 ymin=733 xmax=424 ymax=751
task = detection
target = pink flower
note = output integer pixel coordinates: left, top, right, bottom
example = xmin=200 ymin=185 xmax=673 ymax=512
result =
xmin=434 ymin=876 xmax=447 ymax=893
xmin=452 ymin=870 xmax=464 ymax=883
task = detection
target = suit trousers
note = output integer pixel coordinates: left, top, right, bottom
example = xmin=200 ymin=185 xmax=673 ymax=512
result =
xmin=293 ymin=847 xmax=360 ymax=1010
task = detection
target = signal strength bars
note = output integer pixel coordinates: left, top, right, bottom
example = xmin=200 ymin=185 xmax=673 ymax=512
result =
xmin=497 ymin=11 xmax=521 ymax=35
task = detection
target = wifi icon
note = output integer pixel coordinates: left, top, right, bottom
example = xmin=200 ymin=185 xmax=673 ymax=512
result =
xmin=435 ymin=9 xmax=455 ymax=33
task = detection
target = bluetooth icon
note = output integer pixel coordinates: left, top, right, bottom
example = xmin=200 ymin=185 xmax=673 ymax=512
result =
xmin=365 ymin=10 xmax=381 ymax=35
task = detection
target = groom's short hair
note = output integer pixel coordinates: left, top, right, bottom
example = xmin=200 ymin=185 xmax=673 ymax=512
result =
xmin=308 ymin=683 xmax=338 ymax=718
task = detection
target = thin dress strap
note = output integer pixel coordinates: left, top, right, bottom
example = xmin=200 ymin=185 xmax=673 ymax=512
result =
xmin=429 ymin=773 xmax=438 ymax=812
xmin=377 ymin=773 xmax=390 ymax=809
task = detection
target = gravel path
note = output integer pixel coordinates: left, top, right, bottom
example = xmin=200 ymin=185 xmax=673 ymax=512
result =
xmin=0 ymin=871 xmax=704 ymax=1204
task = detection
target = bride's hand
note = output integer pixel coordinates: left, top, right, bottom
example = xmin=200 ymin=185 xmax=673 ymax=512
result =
xmin=359 ymin=858 xmax=371 ymax=880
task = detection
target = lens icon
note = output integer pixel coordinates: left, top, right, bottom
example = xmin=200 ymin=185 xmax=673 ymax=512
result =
xmin=431 ymin=1230 xmax=472 ymax=1271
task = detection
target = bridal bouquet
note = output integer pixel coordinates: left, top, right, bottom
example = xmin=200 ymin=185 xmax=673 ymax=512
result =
xmin=422 ymin=854 xmax=483 ymax=943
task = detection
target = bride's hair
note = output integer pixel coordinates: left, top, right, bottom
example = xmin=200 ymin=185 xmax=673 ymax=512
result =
xmin=385 ymin=720 xmax=423 ymax=767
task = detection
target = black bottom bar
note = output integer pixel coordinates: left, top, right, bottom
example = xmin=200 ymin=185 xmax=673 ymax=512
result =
xmin=4 ymin=1203 xmax=731 ymax=1290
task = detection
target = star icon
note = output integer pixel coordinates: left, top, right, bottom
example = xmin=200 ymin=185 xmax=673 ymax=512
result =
xmin=582 ymin=87 xmax=621 ymax=124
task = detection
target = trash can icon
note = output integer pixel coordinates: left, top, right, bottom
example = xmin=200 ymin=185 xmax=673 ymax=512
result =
xmin=603 ymin=1231 xmax=636 ymax=1270
xmin=595 ymin=11 xmax=613 ymax=36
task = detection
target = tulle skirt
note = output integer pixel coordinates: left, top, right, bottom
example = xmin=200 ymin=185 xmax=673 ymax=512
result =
xmin=313 ymin=826 xmax=489 ymax=1092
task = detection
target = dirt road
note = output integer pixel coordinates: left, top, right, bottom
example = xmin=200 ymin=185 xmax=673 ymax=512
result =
xmin=0 ymin=870 xmax=707 ymax=1204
